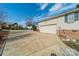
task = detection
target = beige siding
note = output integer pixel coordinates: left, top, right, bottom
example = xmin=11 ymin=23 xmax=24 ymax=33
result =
xmin=56 ymin=16 xmax=65 ymax=29
xmin=57 ymin=14 xmax=79 ymax=30
xmin=39 ymin=18 xmax=58 ymax=26
xmin=38 ymin=17 xmax=60 ymax=34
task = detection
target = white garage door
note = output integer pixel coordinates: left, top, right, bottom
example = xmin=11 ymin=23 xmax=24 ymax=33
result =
xmin=39 ymin=25 xmax=57 ymax=34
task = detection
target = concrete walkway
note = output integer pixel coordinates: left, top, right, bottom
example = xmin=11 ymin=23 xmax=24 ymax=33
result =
xmin=2 ymin=31 xmax=79 ymax=56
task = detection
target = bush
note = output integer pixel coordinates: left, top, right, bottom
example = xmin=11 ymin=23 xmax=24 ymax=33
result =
xmin=32 ymin=25 xmax=37 ymax=31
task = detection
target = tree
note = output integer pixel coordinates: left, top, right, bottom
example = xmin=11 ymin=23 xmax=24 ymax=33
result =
xmin=0 ymin=9 xmax=7 ymax=24
xmin=8 ymin=24 xmax=12 ymax=30
xmin=32 ymin=25 xmax=37 ymax=31
xmin=26 ymin=19 xmax=33 ymax=30
xmin=1 ymin=22 xmax=7 ymax=29
xmin=13 ymin=23 xmax=19 ymax=30
xmin=26 ymin=20 xmax=32 ymax=26
xmin=0 ymin=8 xmax=8 ymax=30
xmin=18 ymin=25 xmax=23 ymax=30
xmin=76 ymin=4 xmax=79 ymax=8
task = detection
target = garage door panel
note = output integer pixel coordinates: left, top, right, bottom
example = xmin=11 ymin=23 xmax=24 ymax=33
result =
xmin=39 ymin=25 xmax=57 ymax=34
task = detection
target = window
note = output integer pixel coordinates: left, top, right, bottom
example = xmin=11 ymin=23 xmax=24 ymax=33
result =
xmin=75 ymin=11 xmax=79 ymax=21
xmin=65 ymin=13 xmax=75 ymax=23
xmin=65 ymin=15 xmax=67 ymax=22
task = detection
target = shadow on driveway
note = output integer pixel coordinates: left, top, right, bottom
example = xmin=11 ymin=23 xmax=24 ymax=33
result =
xmin=7 ymin=33 xmax=33 ymax=42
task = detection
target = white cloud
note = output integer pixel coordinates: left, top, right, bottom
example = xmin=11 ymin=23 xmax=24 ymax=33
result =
xmin=33 ymin=13 xmax=46 ymax=22
xmin=39 ymin=3 xmax=48 ymax=10
xmin=59 ymin=4 xmax=76 ymax=11
xmin=49 ymin=3 xmax=63 ymax=12
xmin=48 ymin=3 xmax=78 ymax=16
xmin=33 ymin=16 xmax=42 ymax=22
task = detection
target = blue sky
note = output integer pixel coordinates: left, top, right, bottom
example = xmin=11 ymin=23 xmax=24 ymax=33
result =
xmin=0 ymin=3 xmax=78 ymax=27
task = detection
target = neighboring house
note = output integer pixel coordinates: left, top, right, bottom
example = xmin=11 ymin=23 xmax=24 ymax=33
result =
xmin=27 ymin=26 xmax=32 ymax=30
xmin=38 ymin=8 xmax=79 ymax=35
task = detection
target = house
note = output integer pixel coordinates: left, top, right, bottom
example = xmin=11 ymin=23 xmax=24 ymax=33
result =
xmin=38 ymin=8 xmax=79 ymax=35
xmin=27 ymin=26 xmax=32 ymax=30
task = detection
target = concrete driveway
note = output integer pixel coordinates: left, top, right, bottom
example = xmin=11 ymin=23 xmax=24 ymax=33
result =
xmin=2 ymin=31 xmax=79 ymax=56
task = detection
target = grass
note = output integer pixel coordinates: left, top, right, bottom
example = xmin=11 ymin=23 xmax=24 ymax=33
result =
xmin=63 ymin=41 xmax=79 ymax=51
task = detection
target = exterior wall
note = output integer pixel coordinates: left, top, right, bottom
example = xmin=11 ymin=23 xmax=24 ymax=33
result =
xmin=57 ymin=13 xmax=79 ymax=30
xmin=58 ymin=30 xmax=79 ymax=39
xmin=57 ymin=13 xmax=79 ymax=41
xmin=38 ymin=12 xmax=79 ymax=34
xmin=38 ymin=18 xmax=59 ymax=34
xmin=39 ymin=18 xmax=58 ymax=26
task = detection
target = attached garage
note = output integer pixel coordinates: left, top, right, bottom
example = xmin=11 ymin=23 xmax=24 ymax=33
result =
xmin=38 ymin=17 xmax=59 ymax=34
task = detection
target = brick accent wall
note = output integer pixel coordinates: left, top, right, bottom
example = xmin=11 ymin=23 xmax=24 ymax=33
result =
xmin=57 ymin=29 xmax=79 ymax=40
